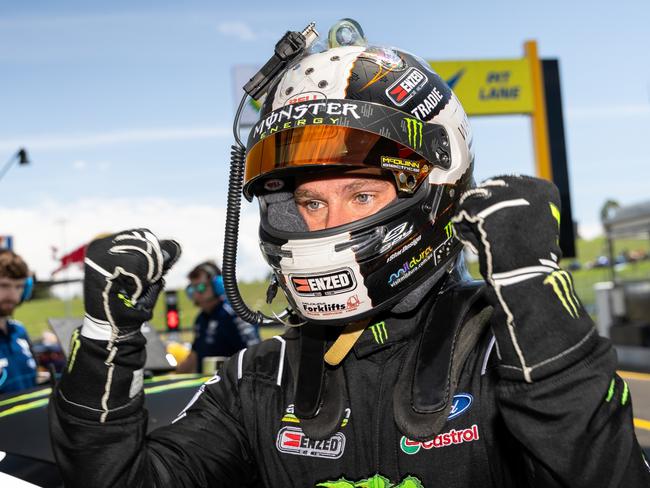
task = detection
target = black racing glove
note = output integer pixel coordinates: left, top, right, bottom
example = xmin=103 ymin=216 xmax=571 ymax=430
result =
xmin=82 ymin=229 xmax=181 ymax=339
xmin=452 ymin=175 xmax=598 ymax=382
xmin=57 ymin=229 xmax=181 ymax=422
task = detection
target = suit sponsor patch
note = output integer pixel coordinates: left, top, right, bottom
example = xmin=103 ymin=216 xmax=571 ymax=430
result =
xmin=276 ymin=426 xmax=346 ymax=459
xmin=448 ymin=393 xmax=473 ymax=420
xmin=400 ymin=424 xmax=480 ymax=455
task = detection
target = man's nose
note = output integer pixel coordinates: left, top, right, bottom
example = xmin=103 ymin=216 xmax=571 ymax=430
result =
xmin=324 ymin=204 xmax=354 ymax=229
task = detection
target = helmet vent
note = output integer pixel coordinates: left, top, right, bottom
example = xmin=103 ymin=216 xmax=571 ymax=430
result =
xmin=318 ymin=80 xmax=328 ymax=89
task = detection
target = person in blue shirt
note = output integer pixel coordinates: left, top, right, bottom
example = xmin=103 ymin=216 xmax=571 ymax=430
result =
xmin=0 ymin=249 xmax=37 ymax=395
xmin=176 ymin=261 xmax=260 ymax=373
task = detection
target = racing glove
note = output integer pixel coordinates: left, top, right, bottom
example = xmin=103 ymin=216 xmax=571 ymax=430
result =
xmin=57 ymin=229 xmax=181 ymax=421
xmin=452 ymin=175 xmax=598 ymax=382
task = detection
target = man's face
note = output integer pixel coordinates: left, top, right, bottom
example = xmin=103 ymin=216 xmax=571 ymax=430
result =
xmin=0 ymin=277 xmax=26 ymax=317
xmin=294 ymin=175 xmax=397 ymax=231
xmin=188 ymin=271 xmax=216 ymax=311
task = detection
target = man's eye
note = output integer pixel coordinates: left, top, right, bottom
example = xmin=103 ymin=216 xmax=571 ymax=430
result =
xmin=355 ymin=193 xmax=373 ymax=204
xmin=306 ymin=201 xmax=323 ymax=211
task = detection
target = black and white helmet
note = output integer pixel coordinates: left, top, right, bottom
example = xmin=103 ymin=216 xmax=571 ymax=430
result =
xmin=244 ymin=32 xmax=474 ymax=326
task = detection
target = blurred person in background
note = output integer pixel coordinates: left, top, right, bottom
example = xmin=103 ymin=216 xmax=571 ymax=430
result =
xmin=176 ymin=261 xmax=260 ymax=373
xmin=0 ymin=249 xmax=37 ymax=394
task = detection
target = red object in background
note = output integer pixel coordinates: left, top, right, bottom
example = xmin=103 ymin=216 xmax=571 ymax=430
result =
xmin=52 ymin=243 xmax=87 ymax=275
xmin=166 ymin=310 xmax=180 ymax=330
xmin=165 ymin=289 xmax=180 ymax=331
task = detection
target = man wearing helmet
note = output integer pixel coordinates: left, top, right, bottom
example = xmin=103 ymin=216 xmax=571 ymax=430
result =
xmin=50 ymin=21 xmax=649 ymax=487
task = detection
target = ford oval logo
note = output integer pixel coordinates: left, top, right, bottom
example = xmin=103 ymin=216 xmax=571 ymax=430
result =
xmin=448 ymin=393 xmax=473 ymax=420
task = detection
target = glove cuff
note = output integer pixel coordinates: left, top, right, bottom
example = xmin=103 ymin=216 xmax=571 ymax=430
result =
xmin=487 ymin=269 xmax=599 ymax=382
xmin=57 ymin=330 xmax=146 ymax=422
xmin=81 ymin=314 xmax=145 ymax=341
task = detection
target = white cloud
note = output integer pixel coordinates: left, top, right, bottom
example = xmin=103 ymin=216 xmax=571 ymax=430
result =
xmin=0 ymin=197 xmax=270 ymax=290
xmin=0 ymin=126 xmax=231 ymax=152
xmin=578 ymin=222 xmax=604 ymax=240
xmin=216 ymin=21 xmax=257 ymax=41
xmin=72 ymin=160 xmax=87 ymax=171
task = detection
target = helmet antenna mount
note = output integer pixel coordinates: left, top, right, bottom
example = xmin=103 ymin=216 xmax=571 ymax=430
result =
xmin=243 ymin=22 xmax=319 ymax=101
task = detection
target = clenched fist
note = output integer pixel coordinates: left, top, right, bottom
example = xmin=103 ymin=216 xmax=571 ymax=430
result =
xmin=452 ymin=175 xmax=562 ymax=286
xmin=82 ymin=229 xmax=181 ymax=340
xmin=452 ymin=176 xmax=596 ymax=382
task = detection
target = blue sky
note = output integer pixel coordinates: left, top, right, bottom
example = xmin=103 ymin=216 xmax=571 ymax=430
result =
xmin=0 ymin=0 xmax=649 ymax=283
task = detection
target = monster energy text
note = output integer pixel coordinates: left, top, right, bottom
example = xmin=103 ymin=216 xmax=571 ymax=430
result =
xmin=253 ymin=102 xmax=361 ymax=139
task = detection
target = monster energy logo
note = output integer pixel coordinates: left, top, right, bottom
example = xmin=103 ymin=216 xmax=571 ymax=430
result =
xmin=605 ymin=377 xmax=630 ymax=406
xmin=444 ymin=221 xmax=453 ymax=239
xmin=317 ymin=474 xmax=423 ymax=488
xmin=543 ymin=270 xmax=580 ymax=318
xmin=369 ymin=321 xmax=388 ymax=344
xmin=404 ymin=117 xmax=423 ymax=149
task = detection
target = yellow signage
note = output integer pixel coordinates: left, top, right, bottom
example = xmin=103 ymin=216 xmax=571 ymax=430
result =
xmin=429 ymin=59 xmax=534 ymax=116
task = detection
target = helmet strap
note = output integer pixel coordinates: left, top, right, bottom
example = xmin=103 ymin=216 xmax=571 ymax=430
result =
xmin=323 ymin=320 xmax=368 ymax=366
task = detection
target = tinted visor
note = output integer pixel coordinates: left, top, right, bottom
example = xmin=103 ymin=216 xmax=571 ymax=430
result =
xmin=244 ymin=125 xmax=430 ymax=198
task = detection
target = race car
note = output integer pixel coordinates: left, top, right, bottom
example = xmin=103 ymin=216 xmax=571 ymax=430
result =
xmin=0 ymin=374 xmax=210 ymax=487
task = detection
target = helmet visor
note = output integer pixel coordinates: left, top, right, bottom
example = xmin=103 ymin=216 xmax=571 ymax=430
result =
xmin=245 ymin=125 xmax=430 ymax=197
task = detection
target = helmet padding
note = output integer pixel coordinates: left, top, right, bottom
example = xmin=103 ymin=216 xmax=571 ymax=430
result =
xmin=261 ymin=191 xmax=309 ymax=233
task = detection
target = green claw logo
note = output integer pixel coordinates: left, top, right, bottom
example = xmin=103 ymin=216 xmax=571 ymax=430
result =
xmin=317 ymin=474 xmax=424 ymax=488
xmin=404 ymin=118 xmax=423 ymax=149
xmin=543 ymin=270 xmax=580 ymax=318
xmin=369 ymin=321 xmax=388 ymax=345
xmin=444 ymin=221 xmax=453 ymax=239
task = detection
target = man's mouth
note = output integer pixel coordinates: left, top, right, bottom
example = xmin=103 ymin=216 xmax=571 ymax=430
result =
xmin=0 ymin=302 xmax=17 ymax=314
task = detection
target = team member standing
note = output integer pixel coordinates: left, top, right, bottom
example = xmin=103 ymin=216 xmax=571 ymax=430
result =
xmin=0 ymin=250 xmax=37 ymax=395
xmin=176 ymin=261 xmax=259 ymax=373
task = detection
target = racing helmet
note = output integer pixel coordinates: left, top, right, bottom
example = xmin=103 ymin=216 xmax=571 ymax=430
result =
xmin=244 ymin=28 xmax=474 ymax=326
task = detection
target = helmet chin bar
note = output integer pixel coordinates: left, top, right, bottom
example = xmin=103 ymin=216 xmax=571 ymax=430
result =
xmin=257 ymin=182 xmax=464 ymax=327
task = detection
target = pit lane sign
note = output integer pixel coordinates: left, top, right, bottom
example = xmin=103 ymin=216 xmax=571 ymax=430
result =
xmin=429 ymin=59 xmax=534 ymax=116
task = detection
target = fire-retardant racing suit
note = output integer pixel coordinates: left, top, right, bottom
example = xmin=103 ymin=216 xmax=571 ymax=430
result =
xmin=49 ymin=179 xmax=650 ymax=487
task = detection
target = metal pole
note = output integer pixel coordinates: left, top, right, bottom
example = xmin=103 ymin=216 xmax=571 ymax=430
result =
xmin=0 ymin=148 xmax=29 ymax=182
xmin=524 ymin=40 xmax=553 ymax=181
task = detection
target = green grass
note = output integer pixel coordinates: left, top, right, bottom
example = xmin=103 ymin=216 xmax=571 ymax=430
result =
xmin=14 ymin=236 xmax=650 ymax=341
xmin=573 ymin=236 xmax=649 ymax=264
xmin=465 ymin=235 xmax=650 ymax=313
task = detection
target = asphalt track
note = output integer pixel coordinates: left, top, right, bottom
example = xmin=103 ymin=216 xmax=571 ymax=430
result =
xmin=619 ymin=370 xmax=650 ymax=448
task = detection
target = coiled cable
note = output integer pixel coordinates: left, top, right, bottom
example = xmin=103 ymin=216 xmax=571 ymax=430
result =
xmin=222 ymin=94 xmax=293 ymax=326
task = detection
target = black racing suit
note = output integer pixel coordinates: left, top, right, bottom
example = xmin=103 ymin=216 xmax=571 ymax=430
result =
xmin=49 ymin=280 xmax=650 ymax=487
